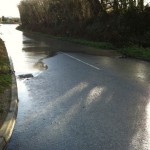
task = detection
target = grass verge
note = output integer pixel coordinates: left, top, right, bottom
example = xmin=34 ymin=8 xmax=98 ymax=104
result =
xmin=55 ymin=37 xmax=114 ymax=50
xmin=0 ymin=38 xmax=11 ymax=117
xmin=119 ymin=46 xmax=150 ymax=61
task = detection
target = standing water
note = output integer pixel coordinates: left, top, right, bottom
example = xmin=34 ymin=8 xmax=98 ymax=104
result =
xmin=0 ymin=24 xmax=49 ymax=77
xmin=0 ymin=24 xmax=51 ymax=148
xmin=1 ymin=24 xmax=150 ymax=150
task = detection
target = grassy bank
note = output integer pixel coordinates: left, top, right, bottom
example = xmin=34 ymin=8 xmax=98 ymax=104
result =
xmin=0 ymin=38 xmax=11 ymax=115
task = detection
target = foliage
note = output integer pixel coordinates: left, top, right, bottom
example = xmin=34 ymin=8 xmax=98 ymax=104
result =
xmin=119 ymin=46 xmax=150 ymax=60
xmin=18 ymin=0 xmax=150 ymax=48
xmin=1 ymin=16 xmax=20 ymax=24
xmin=0 ymin=74 xmax=11 ymax=93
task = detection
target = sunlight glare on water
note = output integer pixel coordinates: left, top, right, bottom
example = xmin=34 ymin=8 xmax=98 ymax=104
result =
xmin=0 ymin=24 xmax=48 ymax=76
xmin=85 ymin=86 xmax=105 ymax=106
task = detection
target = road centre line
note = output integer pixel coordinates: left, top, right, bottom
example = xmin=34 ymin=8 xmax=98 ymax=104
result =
xmin=62 ymin=52 xmax=101 ymax=70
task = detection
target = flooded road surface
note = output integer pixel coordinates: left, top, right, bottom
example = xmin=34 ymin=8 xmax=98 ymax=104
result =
xmin=0 ymin=25 xmax=49 ymax=76
xmin=1 ymin=25 xmax=150 ymax=150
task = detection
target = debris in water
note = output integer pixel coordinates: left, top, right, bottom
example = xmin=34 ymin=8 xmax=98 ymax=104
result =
xmin=18 ymin=74 xmax=33 ymax=79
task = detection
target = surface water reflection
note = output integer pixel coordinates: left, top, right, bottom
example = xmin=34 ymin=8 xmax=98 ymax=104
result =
xmin=0 ymin=24 xmax=50 ymax=76
xmin=1 ymin=25 xmax=150 ymax=150
xmin=75 ymin=54 xmax=150 ymax=83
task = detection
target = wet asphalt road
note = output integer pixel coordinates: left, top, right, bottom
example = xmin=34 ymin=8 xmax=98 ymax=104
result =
xmin=1 ymin=25 xmax=150 ymax=150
